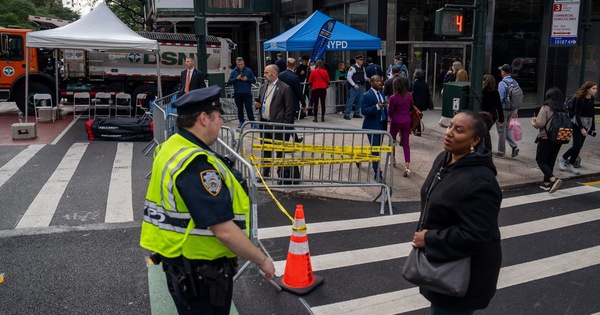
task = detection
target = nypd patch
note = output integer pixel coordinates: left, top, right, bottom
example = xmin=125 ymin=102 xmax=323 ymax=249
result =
xmin=200 ymin=170 xmax=222 ymax=196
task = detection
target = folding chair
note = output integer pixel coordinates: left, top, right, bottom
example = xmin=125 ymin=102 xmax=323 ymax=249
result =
xmin=33 ymin=93 xmax=54 ymax=122
xmin=115 ymin=93 xmax=132 ymax=118
xmin=73 ymin=92 xmax=91 ymax=118
xmin=135 ymin=93 xmax=151 ymax=120
xmin=94 ymin=92 xmax=112 ymax=118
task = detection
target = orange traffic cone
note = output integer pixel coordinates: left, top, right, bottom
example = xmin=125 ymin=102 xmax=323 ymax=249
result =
xmin=274 ymin=204 xmax=324 ymax=295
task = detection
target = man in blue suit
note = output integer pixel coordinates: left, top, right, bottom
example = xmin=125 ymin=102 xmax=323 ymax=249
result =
xmin=361 ymin=75 xmax=388 ymax=181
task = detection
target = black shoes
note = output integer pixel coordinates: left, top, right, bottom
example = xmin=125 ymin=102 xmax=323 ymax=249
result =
xmin=343 ymin=116 xmax=351 ymax=120
xmin=353 ymin=114 xmax=363 ymax=118
xmin=549 ymin=178 xmax=562 ymax=194
xmin=511 ymin=147 xmax=520 ymax=158
xmin=262 ymin=168 xmax=271 ymax=178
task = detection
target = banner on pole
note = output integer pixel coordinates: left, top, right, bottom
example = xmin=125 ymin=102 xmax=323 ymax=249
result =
xmin=310 ymin=19 xmax=336 ymax=62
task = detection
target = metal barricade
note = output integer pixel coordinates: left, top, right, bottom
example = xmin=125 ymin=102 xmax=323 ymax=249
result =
xmin=301 ymin=80 xmax=348 ymax=114
xmin=222 ymin=82 xmax=262 ymax=122
xmin=237 ymin=121 xmax=394 ymax=214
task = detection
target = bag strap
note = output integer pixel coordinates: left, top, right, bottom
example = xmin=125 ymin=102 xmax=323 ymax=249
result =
xmin=417 ymin=158 xmax=446 ymax=231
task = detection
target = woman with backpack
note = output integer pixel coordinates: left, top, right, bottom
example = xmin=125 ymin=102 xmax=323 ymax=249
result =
xmin=558 ymin=81 xmax=597 ymax=175
xmin=531 ymin=87 xmax=565 ymax=193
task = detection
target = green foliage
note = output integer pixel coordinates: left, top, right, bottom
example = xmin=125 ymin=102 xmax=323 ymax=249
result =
xmin=89 ymin=0 xmax=145 ymax=30
xmin=0 ymin=0 xmax=79 ymax=29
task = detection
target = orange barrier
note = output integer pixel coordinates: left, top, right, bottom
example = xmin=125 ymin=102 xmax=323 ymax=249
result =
xmin=274 ymin=204 xmax=324 ymax=295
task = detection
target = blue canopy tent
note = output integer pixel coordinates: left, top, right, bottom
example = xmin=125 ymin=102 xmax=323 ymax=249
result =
xmin=264 ymin=11 xmax=382 ymax=52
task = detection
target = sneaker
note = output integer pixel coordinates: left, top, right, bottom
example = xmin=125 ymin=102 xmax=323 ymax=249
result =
xmin=343 ymin=116 xmax=351 ymax=120
xmin=493 ymin=152 xmax=505 ymax=158
xmin=566 ymin=165 xmax=580 ymax=175
xmin=238 ymin=121 xmax=244 ymax=128
xmin=549 ymin=178 xmax=562 ymax=193
xmin=558 ymin=156 xmax=567 ymax=171
xmin=353 ymin=114 xmax=363 ymax=118
xmin=539 ymin=183 xmax=551 ymax=192
xmin=511 ymin=147 xmax=520 ymax=158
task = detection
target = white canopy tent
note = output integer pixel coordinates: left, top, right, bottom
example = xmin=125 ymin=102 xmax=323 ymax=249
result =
xmin=24 ymin=2 xmax=161 ymax=121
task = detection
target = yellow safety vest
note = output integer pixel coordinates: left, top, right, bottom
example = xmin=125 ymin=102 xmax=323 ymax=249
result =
xmin=140 ymin=133 xmax=250 ymax=260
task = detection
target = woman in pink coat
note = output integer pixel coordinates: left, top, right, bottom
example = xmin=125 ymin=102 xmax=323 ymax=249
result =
xmin=388 ymin=76 xmax=413 ymax=176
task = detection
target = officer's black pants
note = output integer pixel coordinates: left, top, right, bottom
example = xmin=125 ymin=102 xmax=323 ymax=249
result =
xmin=165 ymin=271 xmax=233 ymax=315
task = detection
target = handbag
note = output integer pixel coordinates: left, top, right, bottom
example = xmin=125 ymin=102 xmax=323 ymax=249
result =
xmin=509 ymin=117 xmax=522 ymax=141
xmin=410 ymin=104 xmax=423 ymax=132
xmin=401 ymin=163 xmax=471 ymax=297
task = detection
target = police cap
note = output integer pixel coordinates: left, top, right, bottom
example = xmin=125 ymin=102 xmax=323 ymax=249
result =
xmin=171 ymin=85 xmax=223 ymax=115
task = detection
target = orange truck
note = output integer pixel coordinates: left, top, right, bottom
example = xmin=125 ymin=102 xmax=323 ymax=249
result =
xmin=1 ymin=16 xmax=235 ymax=114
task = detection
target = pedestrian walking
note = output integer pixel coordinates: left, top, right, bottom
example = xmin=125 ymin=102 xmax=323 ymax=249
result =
xmin=495 ymin=64 xmax=520 ymax=158
xmin=308 ymin=60 xmax=330 ymax=122
xmin=140 ymin=86 xmax=275 ymax=315
xmin=558 ymin=81 xmax=597 ymax=174
xmin=532 ymin=87 xmax=565 ymax=193
xmin=227 ymin=57 xmax=257 ymax=128
xmin=360 ymin=75 xmax=387 ymax=181
xmin=410 ymin=111 xmax=502 ymax=314
xmin=388 ymin=76 xmax=412 ymax=176
xmin=481 ymin=74 xmax=504 ymax=152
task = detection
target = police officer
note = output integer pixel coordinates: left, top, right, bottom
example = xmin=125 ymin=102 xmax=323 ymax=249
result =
xmin=140 ymin=85 xmax=275 ymax=315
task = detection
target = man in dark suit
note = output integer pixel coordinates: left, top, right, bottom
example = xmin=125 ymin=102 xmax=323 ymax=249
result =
xmin=179 ymin=56 xmax=206 ymax=97
xmin=275 ymin=53 xmax=286 ymax=73
xmin=278 ymin=57 xmax=306 ymax=142
xmin=254 ymin=64 xmax=294 ymax=177
xmin=361 ymin=75 xmax=388 ymax=181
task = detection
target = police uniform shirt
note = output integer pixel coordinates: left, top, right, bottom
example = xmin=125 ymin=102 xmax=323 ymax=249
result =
xmin=175 ymin=128 xmax=235 ymax=229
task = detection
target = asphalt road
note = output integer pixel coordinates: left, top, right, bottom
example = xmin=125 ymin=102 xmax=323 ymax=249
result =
xmin=1 ymin=118 xmax=600 ymax=314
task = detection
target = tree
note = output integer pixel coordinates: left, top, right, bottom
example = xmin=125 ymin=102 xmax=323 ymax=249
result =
xmin=0 ymin=0 xmax=79 ymax=29
xmin=87 ymin=0 xmax=145 ymax=31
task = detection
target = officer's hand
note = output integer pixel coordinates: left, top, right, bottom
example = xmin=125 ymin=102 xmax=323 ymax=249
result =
xmin=259 ymin=257 xmax=275 ymax=281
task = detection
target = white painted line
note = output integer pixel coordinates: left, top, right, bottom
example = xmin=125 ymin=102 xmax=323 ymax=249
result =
xmin=311 ymin=245 xmax=600 ymax=315
xmin=273 ymin=208 xmax=600 ymax=275
xmin=261 ymin=186 xmax=600 ymax=240
xmin=105 ymin=142 xmax=133 ymax=223
xmin=51 ymin=116 xmax=80 ymax=145
xmin=0 ymin=145 xmax=44 ymax=189
xmin=15 ymin=143 xmax=88 ymax=229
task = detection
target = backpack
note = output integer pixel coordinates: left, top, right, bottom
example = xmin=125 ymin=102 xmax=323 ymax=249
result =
xmin=563 ymin=94 xmax=576 ymax=119
xmin=502 ymin=79 xmax=523 ymax=110
xmin=545 ymin=110 xmax=573 ymax=144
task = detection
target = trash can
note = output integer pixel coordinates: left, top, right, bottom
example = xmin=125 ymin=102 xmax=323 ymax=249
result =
xmin=439 ymin=82 xmax=470 ymax=127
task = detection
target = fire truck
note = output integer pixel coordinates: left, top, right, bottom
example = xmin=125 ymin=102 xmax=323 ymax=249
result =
xmin=0 ymin=16 xmax=235 ymax=114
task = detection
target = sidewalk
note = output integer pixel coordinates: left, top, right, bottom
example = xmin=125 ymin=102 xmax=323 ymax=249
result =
xmin=225 ymin=108 xmax=600 ymax=203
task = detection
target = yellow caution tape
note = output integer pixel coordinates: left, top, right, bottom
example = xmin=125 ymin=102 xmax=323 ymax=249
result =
xmin=247 ymin=154 xmax=380 ymax=167
xmin=254 ymin=165 xmax=294 ymax=223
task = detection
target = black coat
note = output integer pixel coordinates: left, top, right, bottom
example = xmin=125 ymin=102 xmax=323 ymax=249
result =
xmin=482 ymin=89 xmax=504 ymax=124
xmin=418 ymin=149 xmax=502 ymax=310
xmin=279 ymin=69 xmax=305 ymax=112
xmin=179 ymin=68 xmax=206 ymax=96
xmin=412 ymin=79 xmax=431 ymax=111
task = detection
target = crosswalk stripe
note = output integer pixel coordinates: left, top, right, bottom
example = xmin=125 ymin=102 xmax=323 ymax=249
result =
xmin=261 ymin=185 xmax=600 ymax=240
xmin=15 ymin=143 xmax=88 ymax=229
xmin=273 ymin=208 xmax=600 ymax=274
xmin=310 ymin=245 xmax=600 ymax=314
xmin=105 ymin=142 xmax=134 ymax=223
xmin=0 ymin=145 xmax=44 ymax=189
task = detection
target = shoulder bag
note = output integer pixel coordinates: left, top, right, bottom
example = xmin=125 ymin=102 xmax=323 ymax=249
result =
xmin=401 ymin=163 xmax=471 ymax=297
xmin=410 ymin=96 xmax=423 ymax=132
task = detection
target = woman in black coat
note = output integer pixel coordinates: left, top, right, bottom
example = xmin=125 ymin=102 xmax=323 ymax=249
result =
xmin=481 ymin=74 xmax=504 ymax=152
xmin=410 ymin=111 xmax=502 ymax=313
xmin=412 ymin=68 xmax=432 ymax=112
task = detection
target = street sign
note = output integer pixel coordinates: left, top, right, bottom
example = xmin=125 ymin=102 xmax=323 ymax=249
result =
xmin=434 ymin=8 xmax=464 ymax=37
xmin=550 ymin=0 xmax=580 ymax=47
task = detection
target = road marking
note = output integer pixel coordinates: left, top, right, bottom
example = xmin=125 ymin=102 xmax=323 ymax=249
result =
xmin=15 ymin=143 xmax=88 ymax=229
xmin=310 ymin=245 xmax=600 ymax=314
xmin=260 ymin=186 xmax=600 ymax=240
xmin=273 ymin=208 xmax=600 ymax=274
xmin=0 ymin=144 xmax=44 ymax=189
xmin=105 ymin=142 xmax=133 ymax=223
xmin=51 ymin=117 xmax=79 ymax=145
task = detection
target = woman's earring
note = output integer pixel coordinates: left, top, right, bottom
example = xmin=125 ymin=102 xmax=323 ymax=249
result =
xmin=470 ymin=145 xmax=475 ymax=153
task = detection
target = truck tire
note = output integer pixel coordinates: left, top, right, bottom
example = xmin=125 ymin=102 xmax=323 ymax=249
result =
xmin=13 ymin=81 xmax=54 ymax=116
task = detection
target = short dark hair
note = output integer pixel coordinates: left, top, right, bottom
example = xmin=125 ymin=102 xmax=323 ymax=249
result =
xmin=366 ymin=57 xmax=374 ymax=63
xmin=391 ymin=66 xmax=400 ymax=74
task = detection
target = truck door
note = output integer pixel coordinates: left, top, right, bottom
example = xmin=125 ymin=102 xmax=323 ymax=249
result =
xmin=0 ymin=33 xmax=25 ymax=100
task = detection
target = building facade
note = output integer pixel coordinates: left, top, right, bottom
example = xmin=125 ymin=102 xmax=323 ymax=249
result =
xmin=273 ymin=0 xmax=599 ymax=108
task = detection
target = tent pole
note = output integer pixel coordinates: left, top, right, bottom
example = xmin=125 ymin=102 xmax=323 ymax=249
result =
xmin=54 ymin=49 xmax=59 ymax=112
xmin=25 ymin=46 xmax=29 ymax=123
xmin=155 ymin=51 xmax=162 ymax=99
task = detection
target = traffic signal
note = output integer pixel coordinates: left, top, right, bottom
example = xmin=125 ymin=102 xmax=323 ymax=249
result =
xmin=435 ymin=8 xmax=464 ymax=37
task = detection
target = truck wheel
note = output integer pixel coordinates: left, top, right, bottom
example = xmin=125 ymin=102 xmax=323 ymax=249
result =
xmin=13 ymin=82 xmax=54 ymax=116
